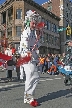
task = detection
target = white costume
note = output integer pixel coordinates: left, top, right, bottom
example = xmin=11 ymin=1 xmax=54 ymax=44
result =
xmin=18 ymin=10 xmax=44 ymax=105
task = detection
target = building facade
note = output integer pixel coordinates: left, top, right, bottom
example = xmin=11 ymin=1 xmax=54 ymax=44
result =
xmin=42 ymin=0 xmax=72 ymax=53
xmin=0 ymin=0 xmax=60 ymax=54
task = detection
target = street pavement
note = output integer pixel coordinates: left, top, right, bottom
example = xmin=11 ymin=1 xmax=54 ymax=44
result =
xmin=0 ymin=69 xmax=72 ymax=108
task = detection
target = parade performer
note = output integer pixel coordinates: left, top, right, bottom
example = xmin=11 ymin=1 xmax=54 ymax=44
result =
xmin=17 ymin=10 xmax=45 ymax=107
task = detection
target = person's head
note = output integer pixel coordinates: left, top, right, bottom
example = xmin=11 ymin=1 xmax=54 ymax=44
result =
xmin=48 ymin=53 xmax=50 ymax=57
xmin=62 ymin=53 xmax=65 ymax=57
xmin=45 ymin=56 xmax=50 ymax=62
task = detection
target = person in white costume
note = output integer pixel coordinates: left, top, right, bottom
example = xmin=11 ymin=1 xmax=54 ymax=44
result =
xmin=18 ymin=10 xmax=44 ymax=106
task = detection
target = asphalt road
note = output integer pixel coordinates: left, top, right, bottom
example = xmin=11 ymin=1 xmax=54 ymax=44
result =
xmin=0 ymin=69 xmax=72 ymax=108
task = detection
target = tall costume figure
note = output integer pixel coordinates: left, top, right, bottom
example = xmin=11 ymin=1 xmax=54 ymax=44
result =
xmin=18 ymin=10 xmax=45 ymax=107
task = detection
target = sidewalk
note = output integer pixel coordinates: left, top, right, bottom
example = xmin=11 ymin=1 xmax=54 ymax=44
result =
xmin=0 ymin=69 xmax=18 ymax=86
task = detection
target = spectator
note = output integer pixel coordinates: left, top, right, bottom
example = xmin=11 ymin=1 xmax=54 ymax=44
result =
xmin=49 ymin=62 xmax=57 ymax=75
xmin=44 ymin=56 xmax=51 ymax=73
xmin=53 ymin=54 xmax=58 ymax=67
xmin=39 ymin=55 xmax=45 ymax=74
xmin=5 ymin=44 xmax=15 ymax=81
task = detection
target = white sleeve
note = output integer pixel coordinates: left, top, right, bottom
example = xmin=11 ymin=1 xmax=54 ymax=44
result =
xmin=5 ymin=50 xmax=8 ymax=55
xmin=20 ymin=30 xmax=29 ymax=52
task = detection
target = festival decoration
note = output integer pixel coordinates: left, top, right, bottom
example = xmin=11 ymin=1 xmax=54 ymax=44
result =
xmin=0 ymin=53 xmax=12 ymax=61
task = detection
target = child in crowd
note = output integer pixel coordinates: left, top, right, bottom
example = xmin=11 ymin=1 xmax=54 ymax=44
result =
xmin=49 ymin=62 xmax=57 ymax=75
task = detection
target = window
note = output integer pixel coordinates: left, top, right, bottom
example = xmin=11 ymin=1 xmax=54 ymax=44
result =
xmin=71 ymin=14 xmax=72 ymax=19
xmin=43 ymin=32 xmax=46 ymax=42
xmin=1 ymin=31 xmax=4 ymax=38
xmin=47 ymin=21 xmax=51 ymax=30
xmin=15 ymin=43 xmax=20 ymax=50
xmin=51 ymin=36 xmax=54 ymax=45
xmin=54 ymin=37 xmax=57 ymax=46
xmin=67 ymin=3 xmax=68 ymax=7
xmin=7 ymin=27 xmax=12 ymax=38
xmin=48 ymin=34 xmax=51 ymax=44
xmin=16 ymin=9 xmax=22 ymax=19
xmin=49 ymin=22 xmax=51 ymax=30
xmin=53 ymin=24 xmax=56 ymax=32
xmin=8 ymin=8 xmax=13 ymax=22
xmin=42 ymin=17 xmax=45 ymax=23
xmin=45 ymin=20 xmax=47 ymax=29
xmin=67 ymin=13 xmax=68 ymax=17
xmin=47 ymin=34 xmax=49 ymax=42
xmin=66 ymin=22 xmax=68 ymax=27
xmin=57 ymin=38 xmax=60 ymax=46
xmin=52 ymin=23 xmax=54 ymax=32
xmin=46 ymin=33 xmax=48 ymax=42
xmin=47 ymin=21 xmax=49 ymax=30
xmin=2 ymin=12 xmax=6 ymax=23
xmin=16 ymin=26 xmax=22 ymax=36
xmin=56 ymin=25 xmax=59 ymax=33
xmin=8 ymin=31 xmax=12 ymax=37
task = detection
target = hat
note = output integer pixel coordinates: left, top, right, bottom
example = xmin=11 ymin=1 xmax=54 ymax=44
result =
xmin=65 ymin=40 xmax=72 ymax=45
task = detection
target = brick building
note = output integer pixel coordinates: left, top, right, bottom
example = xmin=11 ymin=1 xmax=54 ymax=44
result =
xmin=42 ymin=0 xmax=72 ymax=53
xmin=0 ymin=0 xmax=60 ymax=54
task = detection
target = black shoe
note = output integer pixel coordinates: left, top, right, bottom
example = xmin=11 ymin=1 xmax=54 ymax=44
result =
xmin=19 ymin=79 xmax=24 ymax=83
xmin=64 ymin=79 xmax=68 ymax=84
xmin=42 ymin=72 xmax=44 ymax=74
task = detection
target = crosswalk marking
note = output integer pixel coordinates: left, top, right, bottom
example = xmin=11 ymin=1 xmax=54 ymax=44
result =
xmin=0 ymin=77 xmax=65 ymax=89
xmin=46 ymin=79 xmax=53 ymax=80
xmin=54 ymin=78 xmax=62 ymax=79
xmin=40 ymin=80 xmax=46 ymax=81
xmin=0 ymin=83 xmax=25 ymax=89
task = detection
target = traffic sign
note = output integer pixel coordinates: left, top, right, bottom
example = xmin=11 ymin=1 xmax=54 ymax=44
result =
xmin=57 ymin=28 xmax=66 ymax=31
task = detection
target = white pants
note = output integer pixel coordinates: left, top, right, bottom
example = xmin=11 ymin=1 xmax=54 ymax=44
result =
xmin=20 ymin=65 xmax=24 ymax=80
xmin=23 ymin=61 xmax=40 ymax=96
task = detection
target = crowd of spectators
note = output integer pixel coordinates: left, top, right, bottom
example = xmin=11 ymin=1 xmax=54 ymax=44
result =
xmin=37 ymin=53 xmax=65 ymax=75
xmin=0 ymin=44 xmax=66 ymax=82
